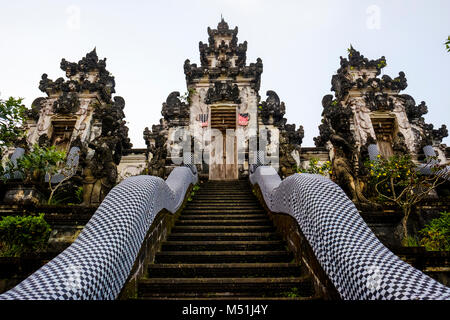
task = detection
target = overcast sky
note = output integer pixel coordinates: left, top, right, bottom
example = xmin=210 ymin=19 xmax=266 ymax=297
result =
xmin=0 ymin=0 xmax=449 ymax=147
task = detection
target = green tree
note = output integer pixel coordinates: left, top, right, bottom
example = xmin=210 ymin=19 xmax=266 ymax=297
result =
xmin=297 ymin=158 xmax=332 ymax=176
xmin=2 ymin=144 xmax=78 ymax=204
xmin=419 ymin=211 xmax=450 ymax=251
xmin=0 ymin=96 xmax=26 ymax=158
xmin=366 ymin=154 xmax=448 ymax=243
xmin=0 ymin=213 xmax=51 ymax=257
xmin=446 ymin=35 xmax=450 ymax=52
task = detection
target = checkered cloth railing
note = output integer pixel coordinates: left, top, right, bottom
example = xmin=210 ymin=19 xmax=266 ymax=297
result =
xmin=250 ymin=166 xmax=450 ymax=300
xmin=0 ymin=167 xmax=197 ymax=300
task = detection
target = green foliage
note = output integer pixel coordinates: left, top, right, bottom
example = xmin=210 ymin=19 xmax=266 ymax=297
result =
xmin=281 ymin=287 xmax=302 ymax=298
xmin=377 ymin=59 xmax=387 ymax=69
xmin=366 ymin=154 xmax=444 ymax=205
xmin=419 ymin=212 xmax=450 ymax=251
xmin=445 ymin=36 xmax=450 ymax=52
xmin=75 ymin=186 xmax=83 ymax=203
xmin=180 ymin=88 xmax=197 ymax=104
xmin=0 ymin=213 xmax=51 ymax=257
xmin=1 ymin=145 xmax=79 ymax=205
xmin=3 ymin=144 xmax=66 ymax=184
xmin=297 ymin=158 xmax=331 ymax=176
xmin=0 ymin=96 xmax=26 ymax=157
xmin=347 ymin=46 xmax=353 ymax=57
xmin=404 ymin=236 xmax=420 ymax=247
xmin=187 ymin=184 xmax=200 ymax=202
xmin=365 ymin=154 xmax=416 ymax=203
xmin=365 ymin=154 xmax=448 ymax=240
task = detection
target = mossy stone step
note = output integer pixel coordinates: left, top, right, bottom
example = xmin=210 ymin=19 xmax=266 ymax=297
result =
xmin=146 ymin=262 xmax=302 ymax=278
xmin=154 ymin=251 xmax=292 ymax=263
xmin=137 ymin=277 xmax=314 ymax=298
xmin=175 ymin=219 xmax=271 ymax=226
xmin=181 ymin=209 xmax=266 ymax=214
xmin=171 ymin=225 xmax=274 ymax=233
xmin=161 ymin=240 xmax=285 ymax=251
xmin=179 ymin=214 xmax=268 ymax=220
xmin=185 ymin=203 xmax=260 ymax=207
xmin=167 ymin=232 xmax=281 ymax=241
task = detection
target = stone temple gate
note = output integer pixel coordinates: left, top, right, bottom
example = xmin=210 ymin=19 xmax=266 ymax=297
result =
xmin=1 ymin=18 xmax=450 ymax=301
xmin=143 ymin=19 xmax=304 ymax=181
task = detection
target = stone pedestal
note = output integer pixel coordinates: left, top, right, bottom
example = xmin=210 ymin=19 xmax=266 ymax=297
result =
xmin=3 ymin=184 xmax=44 ymax=206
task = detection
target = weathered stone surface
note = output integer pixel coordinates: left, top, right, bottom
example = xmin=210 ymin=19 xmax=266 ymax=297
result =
xmin=314 ymin=47 xmax=449 ymax=203
xmin=17 ymin=49 xmax=132 ymax=205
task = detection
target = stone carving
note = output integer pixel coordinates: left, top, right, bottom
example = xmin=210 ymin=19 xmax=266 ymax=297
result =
xmin=20 ymin=49 xmax=131 ymax=205
xmin=184 ymin=18 xmax=263 ymax=91
xmin=144 ymin=123 xmax=168 ymax=178
xmin=314 ymin=47 xmax=448 ymax=205
xmin=53 ymin=92 xmax=80 ymax=114
xmin=162 ymin=92 xmax=190 ymax=123
xmin=259 ymin=91 xmax=286 ymax=126
xmin=204 ymin=82 xmax=241 ymax=104
xmin=146 ymin=19 xmax=304 ymax=180
xmin=259 ymin=91 xmax=304 ymax=178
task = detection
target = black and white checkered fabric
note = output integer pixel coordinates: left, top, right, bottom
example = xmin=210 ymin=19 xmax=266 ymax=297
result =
xmin=183 ymin=152 xmax=197 ymax=175
xmin=249 ymin=150 xmax=267 ymax=174
xmin=367 ymin=144 xmax=380 ymax=161
xmin=417 ymin=146 xmax=450 ymax=180
xmin=250 ymin=166 xmax=450 ymax=300
xmin=0 ymin=167 xmax=197 ymax=300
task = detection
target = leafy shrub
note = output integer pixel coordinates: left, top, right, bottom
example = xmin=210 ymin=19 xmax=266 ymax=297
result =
xmin=404 ymin=236 xmax=420 ymax=247
xmin=2 ymin=144 xmax=80 ymax=204
xmin=75 ymin=186 xmax=83 ymax=203
xmin=187 ymin=184 xmax=200 ymax=202
xmin=0 ymin=214 xmax=51 ymax=257
xmin=365 ymin=154 xmax=447 ymax=242
xmin=297 ymin=158 xmax=331 ymax=176
xmin=419 ymin=212 xmax=450 ymax=251
xmin=17 ymin=144 xmax=66 ymax=184
xmin=0 ymin=96 xmax=26 ymax=158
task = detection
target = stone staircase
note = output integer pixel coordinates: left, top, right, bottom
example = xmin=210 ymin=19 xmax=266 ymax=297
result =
xmin=136 ymin=180 xmax=317 ymax=300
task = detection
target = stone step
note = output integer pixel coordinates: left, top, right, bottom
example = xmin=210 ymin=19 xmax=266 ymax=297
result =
xmin=154 ymin=251 xmax=293 ymax=263
xmin=137 ymin=277 xmax=314 ymax=298
xmin=184 ymin=207 xmax=262 ymax=212
xmin=186 ymin=202 xmax=258 ymax=207
xmin=195 ymin=191 xmax=253 ymax=195
xmin=197 ymin=185 xmax=250 ymax=189
xmin=147 ymin=263 xmax=302 ymax=278
xmin=194 ymin=189 xmax=251 ymax=193
xmin=195 ymin=189 xmax=253 ymax=193
xmin=167 ymin=233 xmax=281 ymax=241
xmin=185 ymin=203 xmax=260 ymax=208
xmin=135 ymin=296 xmax=317 ymax=301
xmin=174 ymin=219 xmax=271 ymax=226
xmin=171 ymin=225 xmax=275 ymax=233
xmin=161 ymin=240 xmax=285 ymax=251
xmin=181 ymin=209 xmax=266 ymax=214
xmin=192 ymin=197 xmax=257 ymax=201
xmin=185 ymin=206 xmax=261 ymax=211
xmin=179 ymin=214 xmax=268 ymax=220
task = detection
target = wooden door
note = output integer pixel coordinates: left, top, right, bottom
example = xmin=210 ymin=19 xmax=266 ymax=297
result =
xmin=372 ymin=117 xmax=395 ymax=159
xmin=209 ymin=106 xmax=238 ymax=180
